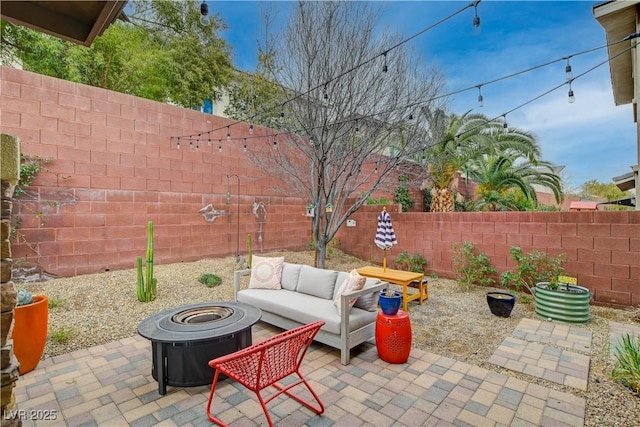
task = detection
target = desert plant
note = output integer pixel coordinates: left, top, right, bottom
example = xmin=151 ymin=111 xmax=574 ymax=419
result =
xmin=366 ymin=197 xmax=392 ymax=205
xmin=451 ymin=241 xmax=496 ymax=291
xmin=393 ymin=251 xmax=428 ymax=273
xmin=136 ymin=221 xmax=157 ymax=302
xmin=500 ymin=247 xmax=568 ymax=292
xmin=199 ymin=273 xmax=222 ymax=288
xmin=612 ymin=333 xmax=640 ymax=395
xmin=16 ymin=289 xmax=33 ymax=306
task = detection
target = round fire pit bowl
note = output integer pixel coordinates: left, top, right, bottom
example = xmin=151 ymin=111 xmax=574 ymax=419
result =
xmin=138 ymin=301 xmax=261 ymax=395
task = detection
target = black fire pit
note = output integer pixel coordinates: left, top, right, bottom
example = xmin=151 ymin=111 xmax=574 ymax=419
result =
xmin=137 ymin=301 xmax=261 ymax=395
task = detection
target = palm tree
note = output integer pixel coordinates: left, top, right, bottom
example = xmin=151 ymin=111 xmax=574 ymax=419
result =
xmin=467 ymin=153 xmax=563 ymax=211
xmin=422 ymin=111 xmax=539 ymax=212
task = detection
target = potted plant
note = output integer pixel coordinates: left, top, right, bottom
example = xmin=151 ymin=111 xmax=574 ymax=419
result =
xmin=379 ymin=289 xmax=402 ymax=315
xmin=12 ymin=289 xmax=48 ymax=374
xmin=501 ymin=247 xmax=591 ymax=324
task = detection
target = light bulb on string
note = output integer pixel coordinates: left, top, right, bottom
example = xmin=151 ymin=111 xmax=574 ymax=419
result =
xmin=176 ymin=137 xmax=181 ymax=150
xmin=199 ymin=1 xmax=209 ymax=26
xmin=408 ymin=113 xmax=413 ymax=120
xmin=568 ymin=81 xmax=575 ymax=103
xmin=195 ymin=141 xmax=199 ymax=151
xmin=226 ymin=126 xmax=231 ymax=141
xmin=243 ymin=139 xmax=247 ymax=153
xmin=189 ymin=139 xmax=193 ymax=150
xmin=279 ymin=110 xmax=284 ymax=126
xmin=323 ymin=85 xmax=329 ymax=101
xmin=355 ymin=119 xmax=359 ymax=133
xmin=249 ymin=123 xmax=254 ymax=135
xmin=472 ymin=1 xmax=481 ymax=35
xmin=382 ymin=52 xmax=388 ymax=73
xmin=218 ymin=141 xmax=222 ymax=153
xmin=273 ymin=137 xmax=278 ymax=149
xmin=207 ymin=138 xmax=212 ymax=146
xmin=477 ymin=85 xmax=484 ymax=108
xmin=374 ymin=161 xmax=378 ymax=174
xmin=565 ymin=58 xmax=573 ymax=81
xmin=502 ymin=115 xmax=508 ymax=131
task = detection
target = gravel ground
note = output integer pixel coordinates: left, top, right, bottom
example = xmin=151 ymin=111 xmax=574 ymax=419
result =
xmin=20 ymin=249 xmax=640 ymax=426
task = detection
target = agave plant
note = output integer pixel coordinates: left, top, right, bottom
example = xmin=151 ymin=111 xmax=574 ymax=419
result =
xmin=612 ymin=333 xmax=640 ymax=395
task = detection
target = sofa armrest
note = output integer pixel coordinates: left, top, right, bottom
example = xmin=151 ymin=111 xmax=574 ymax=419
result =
xmin=233 ymin=269 xmax=251 ymax=300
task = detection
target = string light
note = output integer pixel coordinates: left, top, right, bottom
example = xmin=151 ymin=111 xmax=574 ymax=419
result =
xmin=176 ymin=137 xmax=180 ymax=150
xmin=207 ymin=138 xmax=212 ymax=146
xmin=477 ymin=85 xmax=483 ymax=108
xmin=502 ymin=115 xmax=508 ymax=130
xmin=273 ymin=137 xmax=278 ymax=149
xmin=226 ymin=126 xmax=231 ymax=141
xmin=565 ymin=58 xmax=573 ymax=81
xmin=243 ymin=138 xmax=247 ymax=152
xmin=195 ymin=140 xmax=199 ymax=151
xmin=355 ymin=120 xmax=359 ymax=133
xmin=323 ymin=85 xmax=329 ymax=101
xmin=567 ymin=81 xmax=575 ymax=103
xmin=249 ymin=123 xmax=254 ymax=135
xmin=279 ymin=109 xmax=285 ymax=126
xmin=472 ymin=0 xmax=481 ymax=34
xmin=382 ymin=51 xmax=388 ymax=73
xmin=189 ymin=139 xmax=193 ymax=150
xmin=408 ymin=113 xmax=413 ymax=120
xmin=199 ymin=1 xmax=209 ymax=26
xmin=218 ymin=141 xmax=222 ymax=152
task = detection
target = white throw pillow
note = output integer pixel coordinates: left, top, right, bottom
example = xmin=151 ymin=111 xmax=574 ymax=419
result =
xmin=334 ymin=269 xmax=366 ymax=313
xmin=248 ymin=256 xmax=284 ymax=289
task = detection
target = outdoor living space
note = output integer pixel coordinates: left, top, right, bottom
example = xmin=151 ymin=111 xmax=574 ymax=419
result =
xmin=13 ymin=250 xmax=640 ymax=426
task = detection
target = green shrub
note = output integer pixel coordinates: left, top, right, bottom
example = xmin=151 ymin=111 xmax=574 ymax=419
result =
xmin=394 ymin=175 xmax=414 ymax=212
xmin=50 ymin=326 xmax=76 ymax=344
xmin=199 ymin=274 xmax=222 ymax=288
xmin=500 ymin=247 xmax=568 ymax=291
xmin=612 ymin=333 xmax=640 ymax=395
xmin=393 ymin=251 xmax=428 ymax=273
xmin=451 ymin=241 xmax=496 ymax=291
xmin=366 ymin=197 xmax=391 ymax=205
xmin=48 ymin=297 xmax=67 ymax=309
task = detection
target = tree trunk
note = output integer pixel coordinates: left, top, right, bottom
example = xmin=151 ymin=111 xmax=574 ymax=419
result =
xmin=315 ymin=243 xmax=327 ymax=269
xmin=430 ymin=187 xmax=454 ymax=212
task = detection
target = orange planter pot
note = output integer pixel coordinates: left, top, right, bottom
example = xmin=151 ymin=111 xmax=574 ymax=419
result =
xmin=12 ymin=295 xmax=48 ymax=375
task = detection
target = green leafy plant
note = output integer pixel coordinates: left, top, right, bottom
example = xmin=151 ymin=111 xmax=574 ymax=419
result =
xmin=366 ymin=197 xmax=391 ymax=205
xmin=500 ymin=247 xmax=568 ymax=292
xmin=48 ymin=297 xmax=67 ymax=309
xmin=612 ymin=333 xmax=640 ymax=395
xmin=14 ymin=155 xmax=52 ymax=197
xmin=394 ymin=175 xmax=415 ymax=212
xmin=136 ymin=221 xmax=157 ymax=302
xmin=199 ymin=273 xmax=222 ymax=288
xmin=308 ymin=238 xmax=341 ymax=257
xmin=50 ymin=326 xmax=76 ymax=344
xmin=451 ymin=241 xmax=496 ymax=291
xmin=393 ymin=251 xmax=428 ymax=273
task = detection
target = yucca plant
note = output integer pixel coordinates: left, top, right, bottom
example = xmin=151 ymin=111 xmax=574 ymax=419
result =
xmin=612 ymin=333 xmax=640 ymax=395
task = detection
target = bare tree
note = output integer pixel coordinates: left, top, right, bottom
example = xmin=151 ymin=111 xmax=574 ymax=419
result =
xmin=250 ymin=1 xmax=447 ymax=267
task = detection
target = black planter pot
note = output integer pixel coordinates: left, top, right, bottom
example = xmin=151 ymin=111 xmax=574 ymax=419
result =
xmin=486 ymin=292 xmax=515 ymax=318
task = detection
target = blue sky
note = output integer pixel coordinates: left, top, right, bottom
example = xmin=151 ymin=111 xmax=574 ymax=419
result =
xmin=210 ymin=1 xmax=636 ymax=190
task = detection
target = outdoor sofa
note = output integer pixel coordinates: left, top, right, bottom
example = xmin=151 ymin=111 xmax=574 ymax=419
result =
xmin=233 ymin=260 xmax=388 ymax=364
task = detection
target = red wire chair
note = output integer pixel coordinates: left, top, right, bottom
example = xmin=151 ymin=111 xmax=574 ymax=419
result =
xmin=206 ymin=320 xmax=325 ymax=427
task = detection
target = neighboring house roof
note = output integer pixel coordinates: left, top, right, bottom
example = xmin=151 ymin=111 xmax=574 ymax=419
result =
xmin=569 ymin=201 xmax=599 ymax=211
xmin=593 ymin=0 xmax=638 ymax=107
xmin=1 ymin=1 xmax=128 ymax=47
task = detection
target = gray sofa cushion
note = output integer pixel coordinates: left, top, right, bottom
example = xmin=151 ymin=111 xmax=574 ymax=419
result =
xmin=237 ymin=289 xmax=377 ymax=335
xmin=281 ymin=263 xmax=302 ymax=291
xmin=353 ymin=278 xmax=383 ymax=311
xmin=296 ymin=265 xmax=338 ymax=300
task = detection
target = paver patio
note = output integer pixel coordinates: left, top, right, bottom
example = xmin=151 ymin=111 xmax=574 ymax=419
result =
xmin=13 ymin=320 xmax=598 ymax=427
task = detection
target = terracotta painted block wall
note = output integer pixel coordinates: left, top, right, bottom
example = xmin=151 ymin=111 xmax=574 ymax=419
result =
xmin=336 ymin=205 xmax=640 ymax=308
xmin=0 ymin=67 xmax=312 ymax=278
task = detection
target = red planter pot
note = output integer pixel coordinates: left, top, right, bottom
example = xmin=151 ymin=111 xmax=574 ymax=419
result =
xmin=12 ymin=295 xmax=48 ymax=374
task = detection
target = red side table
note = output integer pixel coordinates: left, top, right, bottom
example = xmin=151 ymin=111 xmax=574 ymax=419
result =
xmin=375 ymin=310 xmax=412 ymax=364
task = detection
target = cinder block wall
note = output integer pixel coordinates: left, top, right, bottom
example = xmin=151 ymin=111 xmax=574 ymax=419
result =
xmin=0 ymin=67 xmax=311 ymax=278
xmin=337 ymin=206 xmax=640 ymax=307
xmin=2 ymin=67 xmax=639 ymax=308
